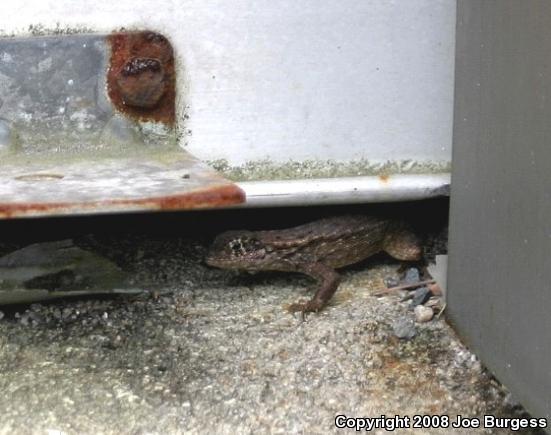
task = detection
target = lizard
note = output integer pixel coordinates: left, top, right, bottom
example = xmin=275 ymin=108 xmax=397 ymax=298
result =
xmin=205 ymin=215 xmax=423 ymax=314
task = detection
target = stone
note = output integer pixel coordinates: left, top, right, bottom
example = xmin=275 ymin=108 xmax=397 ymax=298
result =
xmin=392 ymin=318 xmax=417 ymax=340
xmin=384 ymin=277 xmax=400 ymax=288
xmin=410 ymin=287 xmax=431 ymax=307
xmin=403 ymin=268 xmax=420 ymax=284
xmin=414 ymin=305 xmax=434 ymax=323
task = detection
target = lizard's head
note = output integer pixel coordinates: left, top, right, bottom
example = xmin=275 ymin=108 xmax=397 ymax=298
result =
xmin=206 ymin=231 xmax=270 ymax=270
xmin=383 ymin=223 xmax=423 ymax=261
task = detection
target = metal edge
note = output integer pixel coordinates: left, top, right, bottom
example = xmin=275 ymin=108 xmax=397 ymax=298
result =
xmin=233 ymin=173 xmax=450 ymax=207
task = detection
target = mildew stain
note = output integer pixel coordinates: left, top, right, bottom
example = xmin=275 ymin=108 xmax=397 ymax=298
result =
xmin=208 ymin=158 xmax=451 ymax=182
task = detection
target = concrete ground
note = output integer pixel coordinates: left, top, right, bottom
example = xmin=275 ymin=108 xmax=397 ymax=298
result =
xmin=0 ymin=203 xmax=544 ymax=434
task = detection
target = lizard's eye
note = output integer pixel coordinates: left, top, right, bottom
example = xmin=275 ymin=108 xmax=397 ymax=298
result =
xmin=229 ymin=239 xmax=244 ymax=256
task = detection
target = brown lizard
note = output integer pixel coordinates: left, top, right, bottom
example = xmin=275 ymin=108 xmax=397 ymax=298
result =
xmin=205 ymin=215 xmax=422 ymax=314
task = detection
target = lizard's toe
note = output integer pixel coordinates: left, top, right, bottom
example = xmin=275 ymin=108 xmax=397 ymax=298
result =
xmin=287 ymin=299 xmax=323 ymax=315
xmin=287 ymin=302 xmax=308 ymax=314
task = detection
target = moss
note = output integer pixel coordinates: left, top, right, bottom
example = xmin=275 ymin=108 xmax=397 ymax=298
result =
xmin=0 ymin=24 xmax=98 ymax=39
xmin=26 ymin=23 xmax=96 ymax=36
xmin=208 ymin=158 xmax=451 ymax=182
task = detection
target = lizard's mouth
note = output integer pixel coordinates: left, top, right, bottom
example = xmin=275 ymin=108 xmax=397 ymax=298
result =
xmin=204 ymin=254 xmax=231 ymax=269
xmin=204 ymin=255 xmax=219 ymax=267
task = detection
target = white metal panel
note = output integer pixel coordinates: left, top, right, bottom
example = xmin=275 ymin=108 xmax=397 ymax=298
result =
xmin=0 ymin=0 xmax=455 ymax=168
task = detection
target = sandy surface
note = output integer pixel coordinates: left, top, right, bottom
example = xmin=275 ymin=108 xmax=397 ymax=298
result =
xmin=0 ymin=205 xmax=544 ymax=434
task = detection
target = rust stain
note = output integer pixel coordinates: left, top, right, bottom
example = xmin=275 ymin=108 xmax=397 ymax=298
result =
xmin=15 ymin=173 xmax=65 ymax=181
xmin=379 ymin=174 xmax=390 ymax=183
xmin=107 ymin=31 xmax=176 ymax=125
xmin=0 ymin=185 xmax=245 ymax=219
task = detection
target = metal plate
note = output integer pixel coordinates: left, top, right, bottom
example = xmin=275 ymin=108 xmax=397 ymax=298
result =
xmin=0 ymin=239 xmax=139 ymax=304
xmin=0 ymin=32 xmax=244 ymax=218
xmin=0 ymin=150 xmax=245 ymax=218
xmin=449 ymin=0 xmax=551 ymax=424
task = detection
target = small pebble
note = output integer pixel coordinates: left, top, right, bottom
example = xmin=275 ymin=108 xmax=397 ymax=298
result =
xmin=425 ymin=297 xmax=442 ymax=308
xmin=410 ymin=287 xmax=431 ymax=307
xmin=392 ymin=318 xmax=417 ymax=340
xmin=428 ymin=282 xmax=443 ymax=296
xmin=504 ymin=392 xmax=522 ymax=409
xmin=52 ymin=308 xmax=62 ymax=320
xmin=414 ymin=305 xmax=434 ymax=323
xmin=403 ymin=268 xmax=420 ymax=284
xmin=19 ymin=312 xmax=30 ymax=326
xmin=384 ymin=277 xmax=400 ymax=288
xmin=397 ymin=290 xmax=409 ymax=300
xmin=62 ymin=308 xmax=73 ymax=320
xmin=28 ymin=311 xmax=44 ymax=326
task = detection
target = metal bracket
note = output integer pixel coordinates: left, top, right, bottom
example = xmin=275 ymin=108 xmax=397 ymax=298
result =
xmin=0 ymin=31 xmax=244 ymax=218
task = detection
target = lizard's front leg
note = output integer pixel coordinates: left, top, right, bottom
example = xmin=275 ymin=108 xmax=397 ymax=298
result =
xmin=288 ymin=263 xmax=341 ymax=314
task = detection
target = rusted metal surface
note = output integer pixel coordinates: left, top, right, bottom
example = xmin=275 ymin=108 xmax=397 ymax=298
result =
xmin=107 ymin=31 xmax=176 ymax=125
xmin=0 ymin=151 xmax=245 ymax=218
xmin=0 ymin=32 xmax=244 ymax=218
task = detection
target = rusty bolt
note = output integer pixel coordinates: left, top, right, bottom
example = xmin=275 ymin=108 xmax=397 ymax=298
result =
xmin=116 ymin=57 xmax=166 ymax=109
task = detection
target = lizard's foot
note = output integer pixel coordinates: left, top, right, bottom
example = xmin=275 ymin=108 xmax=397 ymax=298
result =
xmin=287 ymin=299 xmax=324 ymax=315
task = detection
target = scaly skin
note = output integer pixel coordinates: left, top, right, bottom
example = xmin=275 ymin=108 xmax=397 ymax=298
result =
xmin=206 ymin=215 xmax=422 ymax=314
